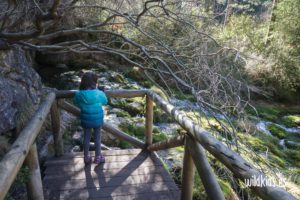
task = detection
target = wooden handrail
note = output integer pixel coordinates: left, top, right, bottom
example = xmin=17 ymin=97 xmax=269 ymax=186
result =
xmin=55 ymin=89 xmax=148 ymax=99
xmin=0 ymin=89 xmax=296 ymax=200
xmin=0 ymin=93 xmax=55 ymax=200
xmin=57 ymin=100 xmax=145 ymax=148
xmin=146 ymin=90 xmax=297 ymax=200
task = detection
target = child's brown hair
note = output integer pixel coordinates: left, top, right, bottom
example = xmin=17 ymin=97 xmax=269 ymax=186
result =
xmin=79 ymin=72 xmax=98 ymax=90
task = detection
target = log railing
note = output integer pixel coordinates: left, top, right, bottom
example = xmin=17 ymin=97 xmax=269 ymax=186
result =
xmin=0 ymin=89 xmax=297 ymax=200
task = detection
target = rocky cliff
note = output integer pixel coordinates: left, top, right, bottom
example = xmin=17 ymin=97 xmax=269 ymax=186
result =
xmin=0 ymin=47 xmax=42 ymax=135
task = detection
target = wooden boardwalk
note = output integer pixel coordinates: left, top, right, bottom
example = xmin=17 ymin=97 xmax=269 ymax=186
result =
xmin=43 ymin=149 xmax=180 ymax=200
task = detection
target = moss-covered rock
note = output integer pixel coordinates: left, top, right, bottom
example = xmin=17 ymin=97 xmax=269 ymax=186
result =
xmin=124 ymin=66 xmax=145 ymax=81
xmin=282 ymin=115 xmax=300 ymax=127
xmin=109 ymin=72 xmax=128 ymax=84
xmin=153 ymin=132 xmax=168 ymax=143
xmin=119 ymin=123 xmax=145 ymax=140
xmin=247 ymin=105 xmax=284 ymax=122
xmin=153 ymin=107 xmax=174 ymax=123
xmin=109 ymin=98 xmax=145 ymax=116
xmin=285 ymin=141 xmax=300 ymax=150
xmin=267 ymin=124 xmax=288 ymax=139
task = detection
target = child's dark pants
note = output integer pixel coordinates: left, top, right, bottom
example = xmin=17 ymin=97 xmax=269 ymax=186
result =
xmin=83 ymin=127 xmax=101 ymax=157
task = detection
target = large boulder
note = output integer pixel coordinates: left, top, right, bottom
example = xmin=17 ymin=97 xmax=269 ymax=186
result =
xmin=0 ymin=47 xmax=42 ymax=135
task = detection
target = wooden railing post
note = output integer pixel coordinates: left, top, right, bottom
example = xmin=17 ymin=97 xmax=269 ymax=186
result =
xmin=145 ymin=95 xmax=153 ymax=146
xmin=181 ymin=138 xmax=196 ymax=200
xmin=50 ymin=99 xmax=64 ymax=156
xmin=186 ymin=136 xmax=225 ymax=200
xmin=25 ymin=143 xmax=44 ymax=200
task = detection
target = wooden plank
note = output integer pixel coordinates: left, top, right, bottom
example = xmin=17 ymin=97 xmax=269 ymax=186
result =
xmin=45 ymin=153 xmax=152 ymax=166
xmin=44 ymin=158 xmax=162 ymax=175
xmin=88 ymin=191 xmax=180 ymax=200
xmin=43 ymin=166 xmax=167 ymax=181
xmin=44 ymin=173 xmax=173 ymax=190
xmin=44 ymin=182 xmax=178 ymax=199
xmin=47 ymin=149 xmax=144 ymax=161
xmin=45 ymin=191 xmax=180 ymax=200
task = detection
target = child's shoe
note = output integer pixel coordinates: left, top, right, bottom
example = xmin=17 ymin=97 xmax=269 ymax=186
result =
xmin=94 ymin=155 xmax=105 ymax=164
xmin=84 ymin=155 xmax=92 ymax=165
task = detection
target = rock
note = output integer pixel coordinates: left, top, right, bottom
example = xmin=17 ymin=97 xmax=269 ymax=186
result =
xmin=109 ymin=72 xmax=127 ymax=84
xmin=71 ymin=145 xmax=81 ymax=152
xmin=55 ymin=63 xmax=68 ymax=69
xmin=127 ymin=102 xmax=144 ymax=116
xmin=126 ymin=66 xmax=144 ymax=81
xmin=72 ymin=131 xmax=83 ymax=145
xmin=0 ymin=47 xmax=42 ymax=134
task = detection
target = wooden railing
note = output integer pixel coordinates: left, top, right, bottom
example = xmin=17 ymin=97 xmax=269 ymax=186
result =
xmin=0 ymin=89 xmax=297 ymax=200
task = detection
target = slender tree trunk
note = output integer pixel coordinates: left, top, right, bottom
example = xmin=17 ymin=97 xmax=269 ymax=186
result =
xmin=265 ymin=0 xmax=277 ymax=45
xmin=223 ymin=0 xmax=233 ymax=25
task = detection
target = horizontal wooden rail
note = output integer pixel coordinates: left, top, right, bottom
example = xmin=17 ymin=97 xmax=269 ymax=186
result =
xmin=147 ymin=90 xmax=297 ymax=200
xmin=147 ymin=135 xmax=185 ymax=151
xmin=0 ymin=93 xmax=55 ymax=200
xmin=58 ymin=100 xmax=145 ymax=148
xmin=55 ymin=89 xmax=148 ymax=99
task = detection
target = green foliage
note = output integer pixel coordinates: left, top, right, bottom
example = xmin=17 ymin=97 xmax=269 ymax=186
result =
xmin=215 ymin=15 xmax=267 ymax=51
xmin=263 ymin=0 xmax=300 ymax=94
xmin=267 ymin=124 xmax=288 ymax=139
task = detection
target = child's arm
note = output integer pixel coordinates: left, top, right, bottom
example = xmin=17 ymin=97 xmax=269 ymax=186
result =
xmin=101 ymin=92 xmax=108 ymax=105
xmin=73 ymin=92 xmax=80 ymax=106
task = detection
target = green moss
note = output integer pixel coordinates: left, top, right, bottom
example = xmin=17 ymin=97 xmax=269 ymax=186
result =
xmin=267 ymin=124 xmax=288 ymax=139
xmin=118 ymin=140 xmax=133 ymax=149
xmin=247 ymin=105 xmax=284 ymax=122
xmin=116 ymin=111 xmax=131 ymax=118
xmin=153 ymin=132 xmax=168 ymax=143
xmin=141 ymin=80 xmax=153 ymax=88
xmin=192 ymin=175 xmax=206 ymax=200
xmin=150 ymin=86 xmax=168 ymax=100
xmin=285 ymin=149 xmax=300 ymax=167
xmin=282 ymin=115 xmax=300 ymax=127
xmin=269 ymin=155 xmax=286 ymax=168
xmin=119 ymin=123 xmax=145 ymax=139
xmin=245 ymin=136 xmax=266 ymax=152
xmin=218 ymin=179 xmax=234 ymax=199
xmin=285 ymin=141 xmax=300 ymax=150
xmin=153 ymin=107 xmax=174 ymax=123
xmin=175 ymin=146 xmax=184 ymax=153
xmin=15 ymin=166 xmax=29 ymax=185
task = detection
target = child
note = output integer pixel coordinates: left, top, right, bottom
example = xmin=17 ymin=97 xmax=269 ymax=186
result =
xmin=74 ymin=72 xmax=108 ymax=164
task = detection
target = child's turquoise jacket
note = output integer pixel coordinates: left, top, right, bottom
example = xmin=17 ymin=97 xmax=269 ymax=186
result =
xmin=74 ymin=90 xmax=108 ymax=128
